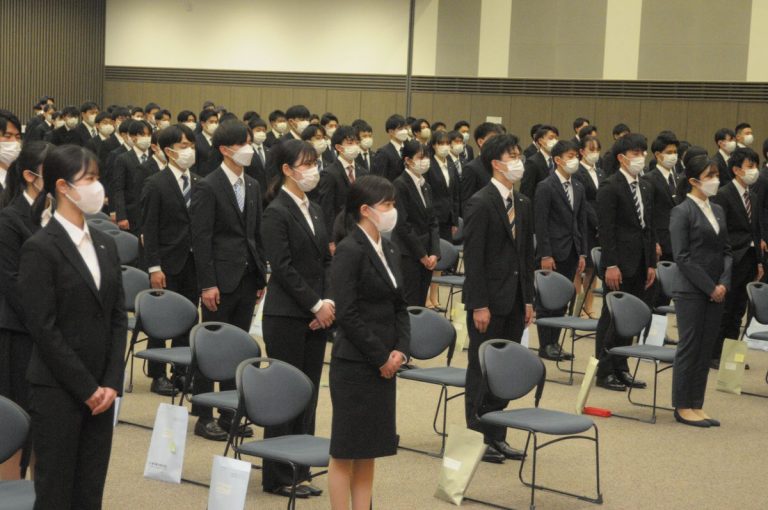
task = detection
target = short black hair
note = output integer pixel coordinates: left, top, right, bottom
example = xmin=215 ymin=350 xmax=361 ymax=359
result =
xmin=212 ymin=120 xmax=248 ymax=149
xmin=447 ymin=130 xmax=463 ymax=143
xmin=0 ymin=110 xmax=22 ymax=134
xmin=155 ymin=109 xmax=171 ymax=121
xmin=385 ymin=114 xmax=406 ymax=132
xmin=285 ymin=105 xmax=310 ymax=120
xmin=612 ymin=123 xmax=631 ymax=137
xmin=401 ymin=139 xmax=426 ymax=161
xmin=735 ymin=122 xmax=752 ymax=135
xmin=248 ymin=117 xmax=268 ymax=130
xmin=118 ymin=119 xmax=133 ymax=135
xmin=320 ymin=113 xmax=339 ymax=126
xmin=529 ymin=123 xmax=542 ymax=139
xmin=651 ymin=134 xmax=680 ymax=154
xmin=331 ymin=125 xmax=359 ymax=147
xmin=158 ymin=124 xmax=195 ymax=151
xmin=612 ymin=132 xmax=647 ymax=157
xmin=202 ymin=100 xmax=215 ymax=109
xmin=111 ymin=107 xmax=130 ymax=121
xmin=481 ymin=134 xmax=520 ymax=173
xmin=144 ymin=102 xmax=160 ymax=114
xmin=411 ymin=118 xmax=429 ymax=133
xmin=534 ymin=124 xmax=559 ymax=143
xmin=454 ymin=120 xmax=470 ymax=131
xmin=431 ymin=121 xmax=446 ymax=132
xmin=578 ymin=125 xmax=597 ymax=139
xmin=200 ymin=109 xmax=219 ymax=123
xmin=728 ymin=147 xmax=760 ymax=170
xmin=551 ymin=140 xmax=579 ymax=159
xmin=300 ymin=124 xmax=325 ymax=141
xmin=430 ymin=130 xmax=451 ymax=147
xmin=128 ymin=120 xmax=151 ymax=136
xmin=219 ymin=112 xmax=239 ymax=124
xmin=714 ymin=128 xmax=736 ymax=143
xmin=61 ymin=106 xmax=79 ymax=118
xmin=177 ymin=110 xmax=196 ymax=122
xmin=242 ymin=111 xmax=260 ymax=123
xmin=95 ymin=112 xmax=111 ymax=124
xmin=474 ymin=122 xmax=504 ymax=144
xmin=80 ymin=101 xmax=99 ymax=113
xmin=573 ymin=117 xmax=590 ymax=130
xmin=268 ymin=109 xmax=286 ymax=122
xmin=580 ymin=134 xmax=601 ymax=151
xmin=353 ymin=120 xmax=372 ymax=134
xmin=130 ymin=106 xmax=143 ymax=116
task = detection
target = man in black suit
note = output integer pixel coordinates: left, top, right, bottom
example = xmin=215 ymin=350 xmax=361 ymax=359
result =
xmin=735 ymin=122 xmax=754 ymax=149
xmin=24 ymin=102 xmax=45 ymax=139
xmin=84 ymin=112 xmax=116 ymax=160
xmin=460 ymin=122 xmax=503 ymax=207
xmin=25 ymin=104 xmax=55 ymax=142
xmin=0 ymin=111 xmax=22 ymax=193
xmin=264 ymin=109 xmax=287 ymax=149
xmin=245 ymin=117 xmax=271 ymax=196
xmin=142 ymin=130 xmax=166 ymax=177
xmin=534 ymin=140 xmax=588 ymax=361
xmin=462 ymin=134 xmax=534 ymax=464
xmin=103 ymin=120 xmax=132 ymax=215
xmin=372 ymin=114 xmax=409 ymax=181
xmin=570 ymin=117 xmax=590 ymax=145
xmin=714 ymin=127 xmax=737 ymax=187
xmin=520 ymin=124 xmax=559 ymax=201
xmin=141 ymin=125 xmax=201 ymax=400
xmin=190 ymin=120 xmax=268 ymax=439
xmin=600 ymin=123 xmax=631 ymax=176
xmin=112 ymin=120 xmax=153 ymax=236
xmin=320 ymin=112 xmax=339 ymax=165
xmin=522 ymin=124 xmax=541 ymax=160
xmin=427 ymin=134 xmax=461 ymax=240
xmin=454 ymin=120 xmax=475 ymax=161
xmin=711 ymin=148 xmax=764 ymax=364
xmin=194 ymin=109 xmax=220 ymax=177
xmin=354 ymin=120 xmax=375 ymax=172
xmin=74 ymin=101 xmax=100 ymax=147
xmin=280 ymin=104 xmax=311 ymax=142
xmin=595 ymin=133 xmax=656 ymax=391
xmin=46 ymin=106 xmax=83 ymax=146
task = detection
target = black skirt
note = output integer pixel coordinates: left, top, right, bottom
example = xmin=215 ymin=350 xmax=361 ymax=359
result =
xmin=329 ymin=358 xmax=398 ymax=459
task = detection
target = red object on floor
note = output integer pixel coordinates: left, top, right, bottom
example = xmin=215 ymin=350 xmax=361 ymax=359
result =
xmin=583 ymin=407 xmax=612 ymax=417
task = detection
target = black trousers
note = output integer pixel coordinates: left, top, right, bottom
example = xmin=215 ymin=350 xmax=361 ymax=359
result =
xmin=672 ymin=295 xmax=723 ymax=408
xmin=400 ymin=255 xmax=432 ymax=307
xmin=595 ymin=263 xmax=647 ymax=379
xmin=535 ymin=248 xmax=578 ymax=351
xmin=194 ymin=272 xmax=260 ymax=420
xmin=147 ymin=255 xmax=198 ymax=378
xmin=30 ymin=385 xmax=114 ymax=510
xmin=261 ymin=315 xmax=327 ymax=490
xmin=464 ymin=288 xmax=525 ymax=444
xmin=714 ymin=251 xmax=756 ymax=360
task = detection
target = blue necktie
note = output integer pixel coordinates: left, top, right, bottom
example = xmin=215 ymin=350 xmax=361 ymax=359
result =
xmin=234 ymin=178 xmax=245 ymax=212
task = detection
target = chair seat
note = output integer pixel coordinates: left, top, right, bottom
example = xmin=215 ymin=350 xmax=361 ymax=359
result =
xmin=432 ymin=275 xmax=465 ymax=287
xmin=609 ymin=344 xmax=676 ymax=364
xmin=399 ymin=366 xmax=466 ymax=387
xmin=535 ymin=316 xmax=598 ymax=331
xmin=135 ymin=346 xmax=192 ymax=365
xmin=748 ymin=331 xmax=768 ymax=341
xmin=237 ymin=434 xmax=330 ymax=467
xmin=0 ymin=480 xmax=35 ymax=510
xmin=190 ymin=390 xmax=238 ymax=410
xmin=480 ymin=408 xmax=593 ymax=435
xmin=654 ymin=305 xmax=675 ymax=315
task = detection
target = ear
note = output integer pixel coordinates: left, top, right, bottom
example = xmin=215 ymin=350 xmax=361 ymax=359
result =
xmin=55 ymin=178 xmax=69 ymax=195
xmin=21 ymin=169 xmax=36 ymax=184
xmin=281 ymin=162 xmax=293 ymax=177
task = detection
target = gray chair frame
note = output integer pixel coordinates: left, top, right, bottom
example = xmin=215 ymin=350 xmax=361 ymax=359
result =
xmin=431 ymin=240 xmax=465 ymax=317
xmin=397 ymin=306 xmax=465 ymax=457
xmin=105 ymin=229 xmax=139 ymax=265
xmin=0 ymin=396 xmax=35 ymax=509
xmin=654 ymin=261 xmax=677 ymax=316
xmin=740 ymin=283 xmax=768 ymax=398
xmin=87 ymin=218 xmax=119 ymax=233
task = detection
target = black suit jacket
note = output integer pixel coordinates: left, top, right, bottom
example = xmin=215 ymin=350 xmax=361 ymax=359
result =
xmin=194 ymin=132 xmax=219 ymax=177
xmin=534 ymin=173 xmax=588 ymax=261
xmin=523 ymin=143 xmax=538 ymax=159
xmin=459 ymin=156 xmax=490 ymax=208
xmin=600 ymin=149 xmax=619 ymax=176
xmin=711 ymin=181 xmax=761 ymax=267
xmin=462 ymin=183 xmax=535 ymax=314
xmin=112 ymin=149 xmax=151 ymax=231
xmin=26 ymin=121 xmax=52 ymax=142
xmin=573 ymin=164 xmax=604 ymax=244
xmin=261 ymin=190 xmax=332 ymax=319
xmin=426 ymin=156 xmax=460 ymax=231
xmin=84 ymin=135 xmax=104 ymax=159
xmin=372 ymin=142 xmax=404 ymax=181
xmin=715 ymin=151 xmax=733 ymax=187
xmin=103 ymin=144 xmax=129 ymax=211
xmin=47 ymin=126 xmax=81 ymax=146
xmin=18 ymin=218 xmax=126 ymax=402
xmin=317 ymin=159 xmax=368 ymax=236
xmin=0 ymin=196 xmax=39 ymax=333
xmin=244 ymin=144 xmax=270 ymax=198
xmin=392 ymin=172 xmax=440 ymax=260
xmin=75 ymin=123 xmax=96 ymax=146
xmin=330 ymin=226 xmax=409 ymax=367
xmin=520 ymin=151 xmax=551 ymax=201
xmin=757 ymin=164 xmax=768 ymax=242
xmin=264 ymin=130 xmax=280 ymax=149
xmin=596 ymin=171 xmax=656 ymax=277
xmin=190 ymin=166 xmax=267 ymax=293
xmin=355 ymin=150 xmax=375 ymax=173
xmin=322 ymin=146 xmax=337 ymax=167
xmin=141 ymin=155 xmax=163 ymax=177
xmin=140 ymin=167 xmax=200 ymax=275
xmin=463 ymin=144 xmax=475 ymax=161
xmin=642 ymin=167 xmax=678 ymax=259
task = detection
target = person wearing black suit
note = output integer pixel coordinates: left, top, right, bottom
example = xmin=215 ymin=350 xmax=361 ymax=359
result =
xmin=75 ymin=101 xmax=100 ymax=147
xmin=279 ymin=104 xmax=311 ymax=144
xmin=391 ymin=141 xmax=440 ymax=307
xmin=713 ymin=128 xmax=737 ymax=187
xmin=520 ymin=124 xmax=559 ymax=201
xmin=18 ymin=145 xmax=126 ymax=510
xmin=46 ymin=106 xmax=82 ymax=146
xmin=246 ymin=118 xmax=271 ymax=198
xmin=142 ymin=135 xmax=165 ymax=178
xmin=25 ymin=106 xmax=54 ymax=142
xmin=194 ymin=109 xmax=220 ymax=177
xmin=758 ymin=140 xmax=768 ymax=261
xmin=264 ymin=109 xmax=287 ymax=149
xmin=260 ymin=140 xmax=333 ymax=499
xmin=355 ymin=121 xmax=375 ymax=172
xmin=454 ymin=120 xmax=475 ymax=161
xmin=190 ymin=121 xmax=267 ymax=438
xmin=112 ymin=120 xmax=153 ymax=235
xmin=102 ymin=121 xmax=132 ymax=215
xmin=522 ymin=124 xmax=542 ymax=160
xmin=460 ymin=122 xmax=503 ymax=208
xmin=571 ymin=117 xmax=590 ymax=145
xmin=327 ymin=175 xmax=409 ymax=510
xmin=670 ymin=154 xmax=732 ymax=427
xmin=462 ymin=134 xmax=535 ymax=464
xmin=25 ymin=105 xmax=44 ymax=140
xmin=84 ymin=113 xmax=115 ymax=162
xmin=427 ymin=132 xmax=461 ymax=241
xmin=711 ymin=148 xmax=764 ymax=364
xmin=599 ymin=123 xmax=631 ymax=177
xmin=298 ymin=125 xmax=331 ymax=182
xmin=372 ymin=114 xmax=408 ymax=181
xmin=595 ymin=134 xmax=656 ymax=391
xmin=140 ymin=125 xmax=200 ymax=398
xmin=534 ymin=140 xmax=588 ymax=361
xmin=0 ymin=111 xmax=22 ymax=195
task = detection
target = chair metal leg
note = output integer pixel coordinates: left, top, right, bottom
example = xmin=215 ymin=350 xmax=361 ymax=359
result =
xmin=399 ymin=385 xmax=464 ymax=457
xmin=613 ymin=359 xmax=673 ymax=424
xmin=124 ymin=327 xmax=140 ymax=393
xmin=289 ymin=462 xmax=298 ymax=510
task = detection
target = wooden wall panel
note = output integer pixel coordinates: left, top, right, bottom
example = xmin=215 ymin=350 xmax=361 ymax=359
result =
xmin=737 ymin=102 xmax=768 ymax=151
xmin=469 ymin=95 xmax=512 ymax=134
xmin=508 ymin=96 xmax=553 ymax=142
xmin=360 ymin=90 xmax=400 ymax=138
xmin=593 ymin=98 xmax=642 ymax=142
xmin=326 ymin=90 xmax=362 ymax=125
xmin=550 ymin=97 xmax=597 ymax=139
xmin=228 ymin=86 xmax=262 ymax=118
xmin=410 ymin=92 xmax=435 ymax=121
xmin=686 ymin=101 xmax=738 ymax=150
xmin=259 ymin=87 xmax=295 ymax=119
xmin=638 ymin=99 xmax=689 ymax=143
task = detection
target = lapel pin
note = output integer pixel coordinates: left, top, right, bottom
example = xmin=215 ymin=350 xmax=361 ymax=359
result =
xmin=99 ymin=245 xmax=106 ymax=249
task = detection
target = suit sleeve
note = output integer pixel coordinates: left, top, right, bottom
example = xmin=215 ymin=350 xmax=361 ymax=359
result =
xmin=577 ymin=186 xmax=589 ymax=256
xmin=112 ymin=156 xmax=128 ymax=221
xmin=533 ymin=182 xmax=552 ymax=259
xmin=462 ymin=197 xmax=491 ymax=310
xmin=670 ymin=205 xmax=718 ymax=296
xmin=0 ymin=217 xmax=27 ymax=323
xmin=190 ymin=179 xmax=217 ymax=290
xmin=520 ymin=159 xmax=537 ymax=199
xmin=371 ymin=149 xmax=387 ymax=179
xmin=597 ymin=182 xmax=618 ymax=268
xmin=460 ymin=166 xmax=477 ymax=206
xmin=140 ymin=177 xmax=162 ymax=270
xmin=317 ymin=172 xmax=337 ymax=235
xmin=104 ymin=239 xmax=127 ymax=393
xmin=393 ymin=181 xmax=428 ymax=259
xmin=252 ymin=185 xmax=267 ymax=273
xmin=719 ymin=217 xmax=733 ymax=290
xmin=427 ymin=187 xmax=441 ymax=257
xmin=522 ymin=198 xmax=536 ymax=304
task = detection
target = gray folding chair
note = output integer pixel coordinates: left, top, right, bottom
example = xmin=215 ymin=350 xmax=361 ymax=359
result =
xmin=86 ymin=211 xmax=111 ymax=221
xmin=606 ymin=292 xmax=675 ymax=423
xmin=87 ymin=218 xmax=119 ymax=233
xmin=105 ymin=229 xmax=139 ymax=265
xmin=741 ymin=283 xmax=768 ymax=398
xmin=464 ymin=340 xmax=601 ymax=510
xmin=397 ymin=307 xmax=465 ymax=457
xmin=180 ymin=322 xmax=262 ymax=455
xmin=125 ymin=289 xmax=198 ymax=402
xmin=432 ymin=240 xmax=465 ymax=317
xmin=534 ymin=270 xmax=598 ymax=385
xmin=654 ymin=261 xmax=677 ymax=315
xmin=232 ymin=358 xmax=330 ymax=510
xmin=0 ymin=396 xmax=35 ymax=509
xmin=121 ymin=266 xmax=150 ymax=333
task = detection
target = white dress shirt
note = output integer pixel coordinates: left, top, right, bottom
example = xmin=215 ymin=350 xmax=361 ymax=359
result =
xmin=341 ymin=157 xmax=356 ymax=183
xmin=437 ymin=157 xmax=451 ymax=186
xmin=221 ymin=160 xmax=244 ymax=186
xmin=450 ymin=155 xmax=462 ymax=176
xmin=169 ymin=165 xmax=191 ymax=194
xmin=583 ymin=161 xmax=599 ymax=189
xmin=491 ymin=176 xmax=513 ymax=203
xmin=0 ymin=168 xmax=7 ymax=189
xmin=357 ymin=225 xmax=397 ymax=288
xmin=133 ymin=145 xmax=148 ymax=163
xmin=54 ymin=211 xmax=101 ymax=289
xmin=687 ymin=194 xmax=720 ymax=234
xmin=405 ymin=168 xmax=427 ymax=207
xmin=555 ymin=170 xmax=573 ymax=208
xmin=389 ymin=139 xmax=403 ymax=153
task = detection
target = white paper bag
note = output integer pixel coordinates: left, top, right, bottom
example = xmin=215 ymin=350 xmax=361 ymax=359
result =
xmin=208 ymin=455 xmax=252 ymax=510
xmin=113 ymin=397 xmax=121 ymax=428
xmin=249 ymin=290 xmax=266 ymax=338
xmin=143 ymin=403 xmax=188 ymax=484
xmin=642 ymin=314 xmax=668 ymax=347
xmin=521 ymin=327 xmax=530 ymax=349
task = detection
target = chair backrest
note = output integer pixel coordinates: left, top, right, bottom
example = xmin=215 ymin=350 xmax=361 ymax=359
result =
xmin=88 ymin=218 xmax=119 ymax=233
xmin=121 ymin=266 xmax=149 ymax=313
xmin=237 ymin=358 xmax=313 ymax=427
xmin=534 ymin=270 xmax=575 ymax=311
xmin=135 ymin=289 xmax=199 ymax=339
xmin=606 ymin=291 xmax=651 ymax=338
xmin=479 ymin=339 xmax=545 ymax=403
xmin=436 ymin=239 xmax=460 ymax=271
xmin=655 ymin=261 xmax=678 ymax=299
xmin=86 ymin=211 xmax=111 ymax=221
xmin=0 ymin=396 xmax=30 ymax=463
xmin=747 ymin=282 xmax=768 ymax=325
xmin=407 ymin=306 xmax=457 ymax=360
xmin=191 ymin=322 xmax=262 ymax=382
xmin=452 ymin=217 xmax=464 ymax=243
xmin=591 ymin=247 xmax=604 ymax=280
xmin=105 ymin=229 xmax=139 ymax=264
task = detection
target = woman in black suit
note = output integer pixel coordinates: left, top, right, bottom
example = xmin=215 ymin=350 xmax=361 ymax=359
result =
xmin=328 ymin=175 xmax=410 ymax=510
xmin=670 ymin=149 xmax=732 ymax=427
xmin=18 ymin=145 xmax=126 ymax=509
xmin=0 ymin=141 xmax=51 ymax=481
xmin=260 ymin=139 xmax=334 ymax=499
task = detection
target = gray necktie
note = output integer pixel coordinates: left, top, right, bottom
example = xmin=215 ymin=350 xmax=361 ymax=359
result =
xmin=234 ymin=178 xmax=245 ymax=212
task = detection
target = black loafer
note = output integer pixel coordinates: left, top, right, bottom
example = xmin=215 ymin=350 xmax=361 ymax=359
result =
xmin=674 ymin=410 xmax=711 ymax=428
xmin=194 ymin=419 xmax=228 ymax=441
xmin=150 ymin=377 xmax=177 ymax=396
xmin=539 ymin=344 xmax=566 ymax=361
xmin=267 ymin=485 xmax=311 ymax=498
xmin=481 ymin=445 xmax=505 ymax=464
xmin=489 ymin=440 xmax=526 ymax=460
xmin=303 ymin=484 xmax=323 ymax=496
xmin=706 ymin=418 xmax=721 ymax=427
xmin=596 ymin=374 xmax=626 ymax=392
xmin=616 ymin=371 xmax=647 ymax=389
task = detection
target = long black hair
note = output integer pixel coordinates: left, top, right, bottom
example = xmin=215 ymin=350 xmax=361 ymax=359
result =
xmin=335 ymin=174 xmax=395 ymax=242
xmin=265 ymin=139 xmax=317 ymax=203
xmin=0 ymin=141 xmax=52 ymax=208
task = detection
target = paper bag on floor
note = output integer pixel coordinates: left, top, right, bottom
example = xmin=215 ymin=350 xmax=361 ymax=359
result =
xmin=576 ymin=357 xmax=599 ymax=414
xmin=452 ymin=300 xmax=468 ymax=352
xmin=717 ymin=339 xmax=747 ymax=395
xmin=144 ymin=403 xmax=188 ymax=483
xmin=434 ymin=425 xmax=486 ymax=505
xmin=208 ymin=455 xmax=251 ymax=510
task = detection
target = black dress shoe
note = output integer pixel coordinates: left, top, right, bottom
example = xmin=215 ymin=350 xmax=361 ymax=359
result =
xmin=219 ymin=421 xmax=254 ymax=438
xmin=302 ymin=484 xmax=323 ymax=496
xmin=616 ymin=371 xmax=647 ymax=389
xmin=489 ymin=440 xmax=526 ymax=460
xmin=481 ymin=445 xmax=505 ymax=464
xmin=194 ymin=419 xmax=228 ymax=441
xmin=539 ymin=344 xmax=566 ymax=361
xmin=150 ymin=377 xmax=178 ymax=396
xmin=674 ymin=410 xmax=711 ymax=428
xmin=552 ymin=344 xmax=574 ymax=360
xmin=267 ymin=485 xmax=311 ymax=498
xmin=596 ymin=374 xmax=626 ymax=392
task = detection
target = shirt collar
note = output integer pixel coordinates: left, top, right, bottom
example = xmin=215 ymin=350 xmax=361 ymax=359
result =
xmin=221 ymin=160 xmax=243 ymax=185
xmin=357 ymin=224 xmax=384 ymax=254
xmin=539 ymin=148 xmax=551 ymax=161
xmin=390 ymin=139 xmax=402 ymax=151
xmin=619 ymin=167 xmax=638 ymax=184
xmin=687 ymin=193 xmax=710 ymax=208
xmin=169 ymin=164 xmax=189 ymax=182
xmin=133 ymin=146 xmax=147 ymax=159
xmin=405 ymin=168 xmax=424 ymax=187
xmin=733 ymin=178 xmax=747 ymax=196
xmin=203 ymin=131 xmax=213 ymax=144
xmin=656 ymin=164 xmax=671 ymax=180
xmin=98 ymin=132 xmax=108 ymax=141
xmin=491 ymin=177 xmax=513 ymax=202
xmin=54 ymin=211 xmax=91 ymax=246
xmin=719 ymin=149 xmax=730 ymax=162
xmin=23 ymin=191 xmax=35 ymax=206
xmin=0 ymin=168 xmax=7 ymax=187
xmin=555 ymin=169 xmax=570 ymax=184
xmin=282 ymin=185 xmax=309 ymax=208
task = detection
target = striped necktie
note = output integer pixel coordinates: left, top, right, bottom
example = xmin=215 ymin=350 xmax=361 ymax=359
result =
xmin=506 ymin=196 xmax=516 ymax=239
xmin=744 ymin=190 xmax=752 ymax=220
xmin=234 ymin=178 xmax=245 ymax=212
xmin=630 ymin=181 xmax=645 ymax=228
xmin=181 ymin=174 xmax=191 ymax=208
xmin=564 ymin=181 xmax=572 ymax=209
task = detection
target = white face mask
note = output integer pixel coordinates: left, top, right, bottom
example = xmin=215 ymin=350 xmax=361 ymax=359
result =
xmin=312 ymin=139 xmax=328 ymax=155
xmin=698 ymin=178 xmax=720 ymax=197
xmin=66 ymin=180 xmax=105 ymax=215
xmin=584 ymin=151 xmax=600 ymax=165
xmin=563 ymin=157 xmax=580 ymax=175
xmin=98 ymin=124 xmax=115 ymax=137
xmin=436 ymin=145 xmax=451 ymax=158
xmin=451 ymin=143 xmax=465 ymax=156
xmin=85 ymin=114 xmax=96 ymax=126
xmin=419 ymin=127 xmax=431 ymax=139
xmin=54 ymin=119 xmax=65 ymax=129
xmin=660 ymin=153 xmax=678 ymax=170
xmin=360 ymin=137 xmax=374 ymax=150
xmin=204 ymin=122 xmax=218 ymax=135
xmin=169 ymin=147 xmax=195 ymax=170
xmin=341 ymin=144 xmax=361 ymax=161
xmin=65 ymin=117 xmax=79 ymax=129
xmin=228 ymin=144 xmax=255 ymax=166
xmin=252 ymin=131 xmax=267 ymax=145
xmin=325 ymin=127 xmax=337 ymax=138
xmin=723 ymin=140 xmax=737 ymax=153
xmin=624 ymin=155 xmax=645 ymax=176
xmin=742 ymin=167 xmax=759 ymax=186
xmin=295 ymin=120 xmax=310 ymax=133
xmin=275 ymin=121 xmax=288 ymax=134
xmin=290 ymin=165 xmax=320 ymax=192
xmin=369 ymin=207 xmax=398 ymax=233
xmin=0 ymin=141 xmax=21 ymax=167
xmin=183 ymin=121 xmax=196 ymax=131
xmin=157 ymin=120 xmax=170 ymax=130
xmin=135 ymin=135 xmax=151 ymax=151
xmin=744 ymin=134 xmax=754 ymax=146
xmin=395 ymin=129 xmax=409 ymax=142
xmin=503 ymin=159 xmax=525 ymax=182
xmin=544 ymin=138 xmax=557 ymax=152
xmin=462 ymin=132 xmax=470 ymax=143
xmin=410 ymin=158 xmax=430 ymax=175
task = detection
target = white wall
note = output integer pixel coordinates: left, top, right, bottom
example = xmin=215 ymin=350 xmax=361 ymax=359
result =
xmin=106 ymin=0 xmax=438 ymax=75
